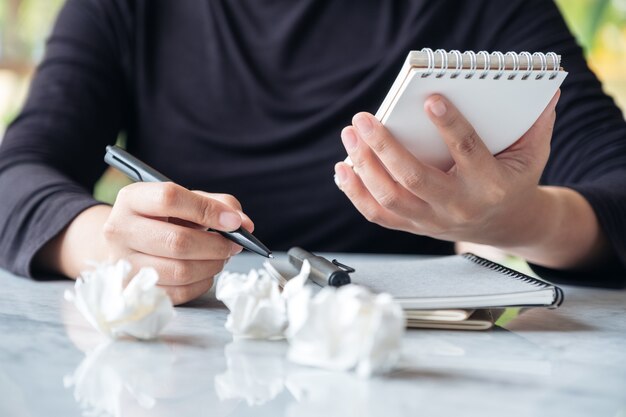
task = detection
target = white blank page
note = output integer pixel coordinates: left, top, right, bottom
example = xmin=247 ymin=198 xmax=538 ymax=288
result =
xmin=377 ymin=68 xmax=567 ymax=170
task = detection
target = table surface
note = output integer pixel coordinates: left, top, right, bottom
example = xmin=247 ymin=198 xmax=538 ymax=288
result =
xmin=1 ymin=253 xmax=625 ymax=417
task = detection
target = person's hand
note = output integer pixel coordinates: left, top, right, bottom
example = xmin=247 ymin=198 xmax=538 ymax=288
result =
xmin=334 ymin=91 xmax=560 ymax=250
xmin=38 ymin=182 xmax=254 ymax=305
xmin=100 ymin=183 xmax=254 ymax=304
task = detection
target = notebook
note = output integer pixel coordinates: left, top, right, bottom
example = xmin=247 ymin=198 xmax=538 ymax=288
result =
xmin=405 ymin=309 xmax=505 ymax=331
xmin=264 ymin=253 xmax=564 ymax=310
xmin=350 ymin=48 xmax=567 ymax=170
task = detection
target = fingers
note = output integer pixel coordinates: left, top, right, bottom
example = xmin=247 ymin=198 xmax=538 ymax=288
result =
xmin=193 ymin=191 xmax=255 ymax=233
xmin=195 ymin=191 xmax=243 ymax=211
xmin=103 ymin=183 xmax=248 ymax=305
xmin=334 ymin=162 xmax=420 ymax=231
xmin=349 ymin=113 xmax=450 ymax=202
xmin=117 ymin=182 xmax=242 ymax=232
xmin=495 ymin=90 xmax=561 ymax=174
xmin=340 ymin=126 xmax=430 ymax=216
xmin=159 ymin=277 xmax=215 ymax=306
xmin=335 ymin=92 xmax=563 ymax=247
xmin=128 ymin=252 xmax=226 ymax=287
xmin=512 ymin=89 xmax=560 ymax=153
xmin=424 ymin=95 xmax=495 ymax=170
xmin=104 ymin=214 xmax=239 ymax=260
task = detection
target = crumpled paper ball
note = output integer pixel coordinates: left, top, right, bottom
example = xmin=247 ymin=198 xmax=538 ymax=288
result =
xmin=215 ymin=261 xmax=310 ymax=339
xmin=64 ymin=260 xmax=174 ymax=340
xmin=286 ymin=284 xmax=405 ymax=377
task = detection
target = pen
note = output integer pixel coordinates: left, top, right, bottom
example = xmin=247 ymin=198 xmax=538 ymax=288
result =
xmin=104 ymin=145 xmax=273 ymax=258
xmin=287 ymin=247 xmax=353 ymax=287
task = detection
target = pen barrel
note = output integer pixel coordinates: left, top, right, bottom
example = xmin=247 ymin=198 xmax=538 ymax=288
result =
xmin=213 ymin=227 xmax=271 ymax=258
xmin=325 ymin=270 xmax=352 ymax=287
xmin=307 ymin=256 xmax=350 ymax=287
xmin=105 ymin=146 xmax=172 ymax=182
xmin=288 ymin=247 xmax=351 ymax=287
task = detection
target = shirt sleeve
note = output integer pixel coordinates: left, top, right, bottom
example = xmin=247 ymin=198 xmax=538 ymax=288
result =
xmin=492 ymin=0 xmax=626 ymax=287
xmin=0 ymin=0 xmax=130 ymax=278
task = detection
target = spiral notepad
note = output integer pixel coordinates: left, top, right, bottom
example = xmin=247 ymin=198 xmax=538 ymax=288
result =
xmin=347 ymin=253 xmax=564 ymax=310
xmin=375 ymin=48 xmax=568 ymax=170
xmin=265 ymin=252 xmax=563 ymax=310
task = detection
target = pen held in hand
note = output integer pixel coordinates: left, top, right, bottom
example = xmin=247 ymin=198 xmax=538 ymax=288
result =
xmin=104 ymin=145 xmax=273 ymax=258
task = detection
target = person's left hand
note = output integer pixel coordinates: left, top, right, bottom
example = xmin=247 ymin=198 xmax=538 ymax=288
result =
xmin=334 ymin=91 xmax=560 ymax=249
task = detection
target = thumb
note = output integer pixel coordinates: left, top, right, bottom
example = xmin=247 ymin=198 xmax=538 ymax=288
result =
xmin=496 ymin=90 xmax=560 ymax=174
xmin=516 ymin=89 xmax=561 ymax=155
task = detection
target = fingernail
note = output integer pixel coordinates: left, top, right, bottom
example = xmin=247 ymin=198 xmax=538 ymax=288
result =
xmin=341 ymin=129 xmax=358 ymax=152
xmin=353 ymin=114 xmax=373 ymax=135
xmin=335 ymin=165 xmax=348 ymax=185
xmin=219 ymin=212 xmax=241 ymax=231
xmin=429 ymin=100 xmax=447 ymax=117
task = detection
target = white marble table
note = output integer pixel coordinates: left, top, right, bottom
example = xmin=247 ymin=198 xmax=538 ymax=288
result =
xmin=1 ymin=253 xmax=625 ymax=417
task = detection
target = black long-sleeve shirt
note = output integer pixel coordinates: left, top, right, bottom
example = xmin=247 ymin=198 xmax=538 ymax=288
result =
xmin=1 ymin=0 xmax=625 ymax=287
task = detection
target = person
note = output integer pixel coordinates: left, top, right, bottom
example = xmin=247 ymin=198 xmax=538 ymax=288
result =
xmin=0 ymin=0 xmax=624 ymax=305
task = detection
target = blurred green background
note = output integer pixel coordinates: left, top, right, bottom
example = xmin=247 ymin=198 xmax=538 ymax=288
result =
xmin=0 ymin=0 xmax=625 ymax=204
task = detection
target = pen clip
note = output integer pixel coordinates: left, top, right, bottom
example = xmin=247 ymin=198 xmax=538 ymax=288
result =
xmin=111 ymin=155 xmax=145 ymax=182
xmin=331 ymin=259 xmax=355 ymax=274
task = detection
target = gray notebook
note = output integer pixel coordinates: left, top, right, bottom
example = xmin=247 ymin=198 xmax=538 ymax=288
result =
xmin=265 ymin=253 xmax=563 ymax=310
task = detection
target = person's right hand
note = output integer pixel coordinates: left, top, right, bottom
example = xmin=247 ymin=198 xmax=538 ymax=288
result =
xmin=37 ymin=182 xmax=254 ymax=305
xmin=103 ymin=182 xmax=254 ymax=304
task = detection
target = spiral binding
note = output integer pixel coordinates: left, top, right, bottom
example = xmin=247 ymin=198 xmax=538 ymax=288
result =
xmin=461 ymin=253 xmax=564 ymax=307
xmin=419 ymin=48 xmax=561 ymax=80
xmin=520 ymin=51 xmax=533 ymax=80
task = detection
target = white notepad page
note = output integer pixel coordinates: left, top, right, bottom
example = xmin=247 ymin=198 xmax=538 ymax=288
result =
xmin=265 ymin=254 xmax=563 ymax=310
xmin=374 ymin=51 xmax=567 ymax=170
xmin=346 ymin=255 xmax=561 ymax=310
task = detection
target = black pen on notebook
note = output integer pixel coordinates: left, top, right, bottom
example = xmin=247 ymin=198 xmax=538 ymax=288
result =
xmin=104 ymin=145 xmax=273 ymax=258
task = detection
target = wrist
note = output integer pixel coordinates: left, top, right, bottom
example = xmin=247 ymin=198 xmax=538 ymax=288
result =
xmin=495 ymin=186 xmax=609 ymax=269
xmin=476 ymin=186 xmax=554 ymax=250
xmin=507 ymin=186 xmax=557 ymax=249
xmin=36 ymin=204 xmax=112 ymax=278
